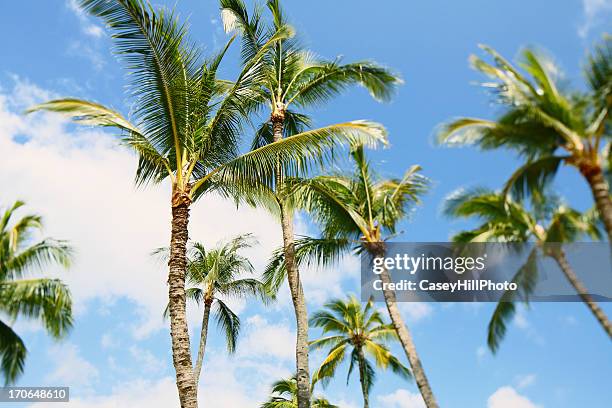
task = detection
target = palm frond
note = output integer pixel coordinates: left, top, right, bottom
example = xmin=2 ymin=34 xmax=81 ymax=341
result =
xmin=0 ymin=320 xmax=26 ymax=385
xmin=213 ymin=299 xmax=240 ymax=353
xmin=26 ymin=99 xmax=141 ymax=134
xmin=192 ymin=121 xmax=388 ymax=201
xmin=502 ymin=155 xmax=566 ymax=202
xmin=0 ymin=279 xmax=73 ymax=338
xmin=286 ymin=60 xmax=402 ymax=107
xmin=487 ymin=248 xmax=538 ymax=352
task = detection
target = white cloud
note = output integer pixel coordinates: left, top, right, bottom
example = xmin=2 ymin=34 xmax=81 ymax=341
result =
xmin=513 ymin=306 xmax=545 ymax=347
xmin=399 ymin=302 xmax=434 ymax=322
xmin=378 ymin=389 xmax=426 ymax=408
xmin=487 ymin=386 xmax=541 ymax=408
xmin=31 ymin=377 xmax=179 ymax=408
xmin=578 ymin=0 xmax=612 ymax=38
xmin=513 ymin=306 xmax=530 ymax=330
xmin=129 ymin=346 xmax=165 ymax=374
xmin=239 ymin=315 xmax=295 ymax=361
xmin=45 ymin=343 xmax=99 ymax=390
xmin=100 ymin=333 xmax=118 ymax=349
xmin=515 ymin=373 xmax=537 ymax=389
xmin=476 ymin=345 xmax=487 ymax=361
xmin=66 ymin=0 xmax=104 ymax=38
xmin=32 ymin=350 xmax=289 ymax=407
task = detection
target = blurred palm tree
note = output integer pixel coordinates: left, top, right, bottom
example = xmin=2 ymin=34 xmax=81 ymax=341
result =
xmin=29 ymin=1 xmax=386 ymax=405
xmin=438 ymin=36 xmax=612 ymax=243
xmin=219 ymin=1 xmax=400 ymax=404
xmin=261 ymin=377 xmax=337 ymax=408
xmin=264 ymin=145 xmax=438 ymax=408
xmin=160 ymin=234 xmax=267 ymax=384
xmin=443 ymin=188 xmax=612 ymax=349
xmin=0 ymin=201 xmax=72 ymax=384
xmin=309 ymin=296 xmax=410 ymax=408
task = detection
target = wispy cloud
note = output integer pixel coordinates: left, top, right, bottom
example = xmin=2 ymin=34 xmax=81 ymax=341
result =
xmin=578 ymin=0 xmax=612 ymax=38
xmin=515 ymin=373 xmax=537 ymax=389
xmin=66 ymin=0 xmax=104 ymax=38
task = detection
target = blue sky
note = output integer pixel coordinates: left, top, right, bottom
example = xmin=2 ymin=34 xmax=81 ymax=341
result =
xmin=0 ymin=1 xmax=611 ymax=407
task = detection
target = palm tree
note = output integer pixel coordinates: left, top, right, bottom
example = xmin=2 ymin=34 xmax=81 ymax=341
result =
xmin=28 ymin=1 xmax=386 ymax=406
xmin=261 ymin=377 xmax=338 ymax=408
xmin=309 ymin=296 xmax=410 ymax=408
xmin=0 ymin=201 xmax=72 ymax=384
xmin=219 ymin=2 xmax=401 ymax=404
xmin=443 ymin=188 xmax=612 ymax=349
xmin=264 ymin=145 xmax=439 ymax=408
xmin=438 ymin=37 xmax=612 ymax=243
xmin=162 ymin=234 xmax=267 ymax=385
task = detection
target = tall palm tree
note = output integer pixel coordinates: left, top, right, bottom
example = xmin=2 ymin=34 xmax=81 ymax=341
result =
xmin=0 ymin=201 xmax=72 ymax=384
xmin=165 ymin=234 xmax=268 ymax=385
xmin=261 ymin=377 xmax=338 ymax=408
xmin=219 ymin=2 xmax=401 ymax=404
xmin=438 ymin=37 xmax=612 ymax=243
xmin=264 ymin=145 xmax=439 ymax=408
xmin=28 ymin=1 xmax=386 ymax=406
xmin=309 ymin=296 xmax=410 ymax=408
xmin=443 ymin=188 xmax=612 ymax=349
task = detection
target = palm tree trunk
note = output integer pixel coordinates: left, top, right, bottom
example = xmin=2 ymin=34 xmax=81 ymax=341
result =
xmin=550 ymin=249 xmax=612 ymax=339
xmin=194 ymin=299 xmax=213 ymax=385
xmin=357 ymin=347 xmax=370 ymax=408
xmin=375 ymin=248 xmax=438 ymax=408
xmin=582 ymin=165 xmax=612 ymax=244
xmin=272 ymin=116 xmax=311 ymax=408
xmin=168 ymin=197 xmax=198 ymax=408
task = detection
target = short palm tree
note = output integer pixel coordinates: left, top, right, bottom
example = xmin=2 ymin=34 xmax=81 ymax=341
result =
xmin=443 ymin=188 xmax=612 ymax=349
xmin=261 ymin=377 xmax=338 ymax=408
xmin=160 ymin=234 xmax=266 ymax=384
xmin=309 ymin=296 xmax=410 ymax=408
xmin=265 ymin=145 xmax=438 ymax=408
xmin=438 ymin=37 xmax=612 ymax=243
xmin=28 ymin=1 xmax=386 ymax=406
xmin=0 ymin=201 xmax=72 ymax=384
xmin=220 ymin=1 xmax=401 ymax=405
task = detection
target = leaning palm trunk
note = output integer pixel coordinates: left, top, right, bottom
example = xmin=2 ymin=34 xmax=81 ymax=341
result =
xmin=273 ymin=118 xmax=311 ymax=408
xmin=373 ymin=244 xmax=438 ymax=408
xmin=194 ymin=299 xmax=213 ymax=384
xmin=581 ymin=166 xmax=612 ymax=245
xmin=168 ymin=194 xmax=198 ymax=408
xmin=357 ymin=347 xmax=370 ymax=408
xmin=550 ymin=249 xmax=612 ymax=339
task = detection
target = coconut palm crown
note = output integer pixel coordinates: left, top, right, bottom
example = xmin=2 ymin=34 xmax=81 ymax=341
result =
xmin=160 ymin=234 xmax=267 ymax=384
xmin=438 ymin=37 xmax=612 ymax=242
xmin=309 ymin=296 xmax=410 ymax=408
xmin=261 ymin=377 xmax=338 ymax=408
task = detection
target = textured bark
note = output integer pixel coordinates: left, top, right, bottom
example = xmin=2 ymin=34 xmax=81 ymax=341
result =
xmin=582 ymin=165 xmax=612 ymax=244
xmin=357 ymin=347 xmax=369 ymax=408
xmin=551 ymin=250 xmax=612 ymax=339
xmin=169 ymin=201 xmax=198 ymax=408
xmin=272 ymin=116 xmax=311 ymax=408
xmin=194 ymin=299 xmax=213 ymax=385
xmin=375 ymin=247 xmax=438 ymax=408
